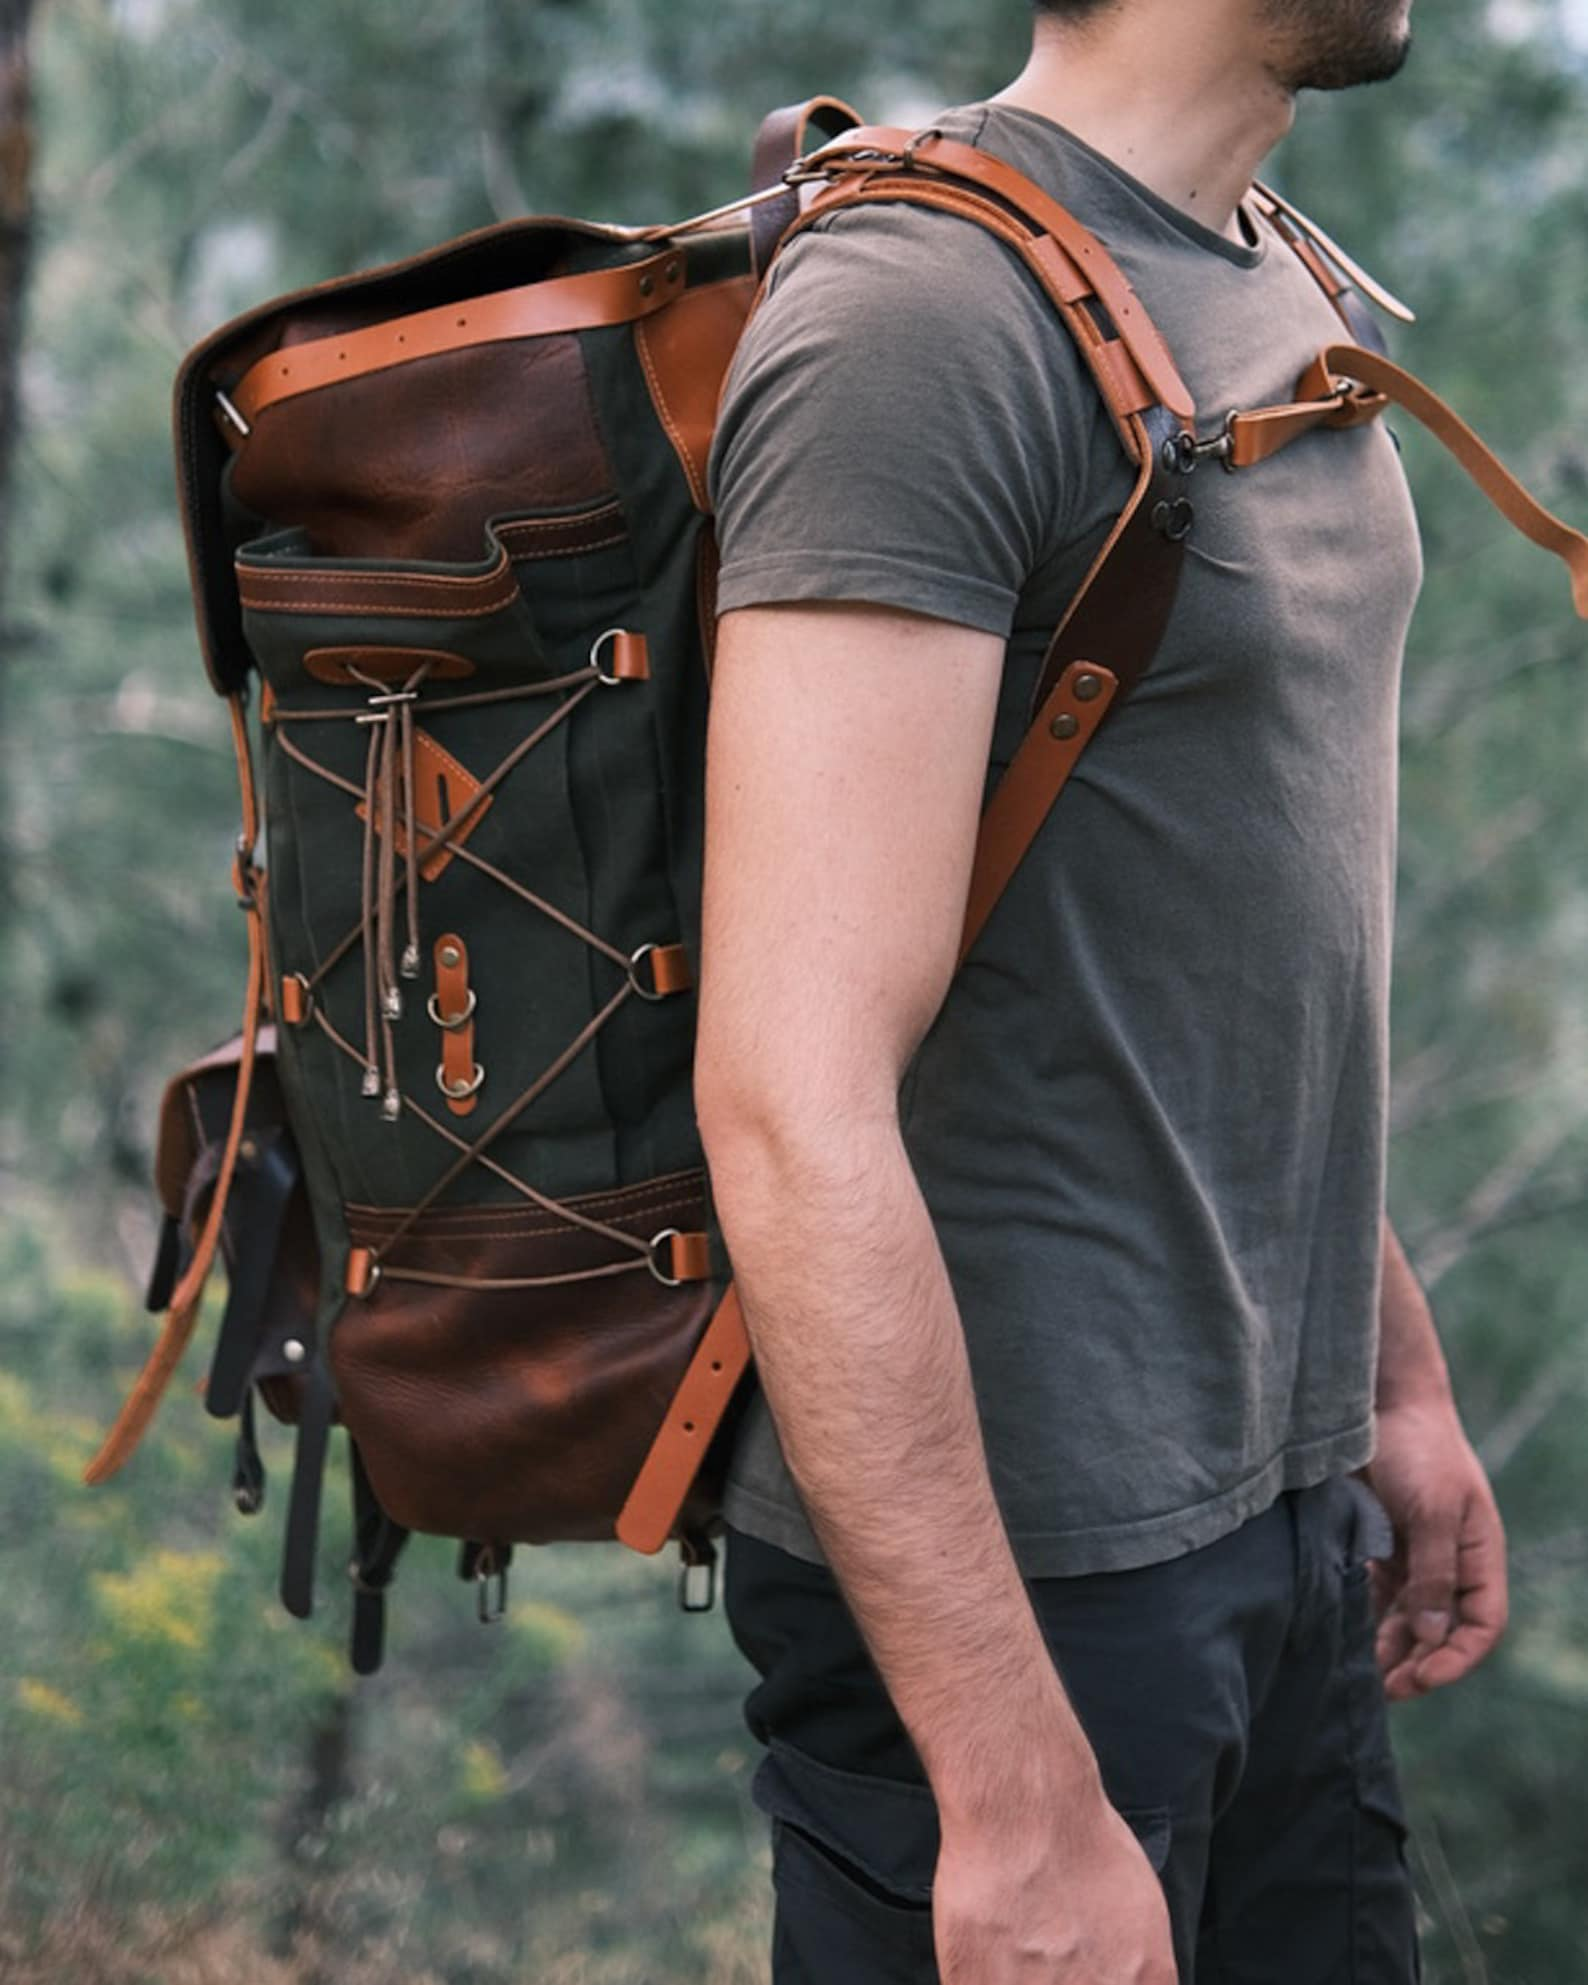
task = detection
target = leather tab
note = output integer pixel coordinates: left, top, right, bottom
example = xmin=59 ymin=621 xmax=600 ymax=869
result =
xmin=610 ymin=631 xmax=650 ymax=682
xmin=647 ymin=943 xmax=694 ymax=997
xmin=432 ymin=933 xmax=480 ymax=1118
xmin=280 ymin=974 xmax=309 ymax=1025
xmin=345 ymin=1247 xmax=378 ymax=1298
xmin=355 ymin=727 xmax=491 ymax=882
xmin=667 ymin=1231 xmax=713 ymax=1282
xmin=616 ymin=1285 xmax=752 ymax=1555
xmin=306 ymin=645 xmax=476 ymax=686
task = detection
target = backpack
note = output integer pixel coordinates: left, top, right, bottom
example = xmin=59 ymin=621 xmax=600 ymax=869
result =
xmin=84 ymin=100 xmax=1587 ymax=1673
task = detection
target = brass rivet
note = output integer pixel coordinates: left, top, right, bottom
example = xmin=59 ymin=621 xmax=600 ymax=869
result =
xmin=439 ymin=944 xmax=461 ymax=968
xmin=665 ymin=260 xmax=681 ymax=281
xmin=1074 ymin=672 xmax=1102 ymax=702
xmin=638 ymin=274 xmax=655 ymax=296
xmin=1050 ymin=712 xmax=1079 ymax=740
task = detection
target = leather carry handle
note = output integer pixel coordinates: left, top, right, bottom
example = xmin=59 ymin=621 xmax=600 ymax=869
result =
xmin=749 ymin=96 xmax=863 ymax=279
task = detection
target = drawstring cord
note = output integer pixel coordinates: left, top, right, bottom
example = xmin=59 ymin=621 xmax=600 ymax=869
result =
xmin=349 ymin=661 xmax=435 ymax=1116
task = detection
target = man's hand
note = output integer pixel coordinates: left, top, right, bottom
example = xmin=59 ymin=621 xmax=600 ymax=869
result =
xmin=933 ymin=1785 xmax=1176 ymax=1984
xmin=1364 ymin=1397 xmax=1508 ymax=1701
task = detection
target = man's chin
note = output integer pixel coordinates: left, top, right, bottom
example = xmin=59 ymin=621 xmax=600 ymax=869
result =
xmin=1292 ymin=29 xmax=1413 ymax=95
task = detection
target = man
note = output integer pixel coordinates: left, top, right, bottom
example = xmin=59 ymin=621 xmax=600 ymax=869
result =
xmin=695 ymin=1 xmax=1509 ymax=1978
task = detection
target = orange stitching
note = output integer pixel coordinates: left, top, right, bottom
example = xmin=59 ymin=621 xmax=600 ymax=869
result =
xmin=344 ymin=1189 xmax=704 ymax=1236
xmin=239 ymin=591 xmax=518 ymax=619
xmin=504 ymin=531 xmax=629 ymax=561
xmin=496 ymin=503 xmax=624 ymax=537
xmin=237 ymin=550 xmax=512 ymax=590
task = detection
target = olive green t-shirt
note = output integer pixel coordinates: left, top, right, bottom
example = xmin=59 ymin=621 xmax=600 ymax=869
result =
xmin=706 ymin=102 xmax=1423 ymax=1575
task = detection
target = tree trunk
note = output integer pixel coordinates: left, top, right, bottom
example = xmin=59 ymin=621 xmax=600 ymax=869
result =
xmin=0 ymin=0 xmax=37 ymax=609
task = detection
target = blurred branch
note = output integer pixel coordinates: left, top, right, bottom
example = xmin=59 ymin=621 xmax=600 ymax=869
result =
xmin=1479 ymin=1330 xmax=1586 ymax=1477
xmin=1410 ymin=1113 xmax=1583 ymax=1290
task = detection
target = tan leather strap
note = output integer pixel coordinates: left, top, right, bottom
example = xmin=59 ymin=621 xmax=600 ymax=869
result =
xmin=1228 ymin=343 xmax=1588 ymax=618
xmin=226 ymin=249 xmax=689 ymax=431
xmin=616 ymin=1284 xmax=752 ymax=1553
xmin=85 ymin=694 xmax=267 ymax=1484
xmin=1249 ymin=181 xmax=1416 ymax=325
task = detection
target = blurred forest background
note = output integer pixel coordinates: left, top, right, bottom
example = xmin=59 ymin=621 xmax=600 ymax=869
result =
xmin=0 ymin=0 xmax=1586 ymax=1979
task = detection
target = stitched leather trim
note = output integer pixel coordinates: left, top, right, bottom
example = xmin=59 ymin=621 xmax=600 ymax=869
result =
xmin=238 ymin=547 xmax=519 ymax=620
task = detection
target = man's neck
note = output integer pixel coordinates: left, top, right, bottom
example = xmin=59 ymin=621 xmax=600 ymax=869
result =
xmin=990 ymin=12 xmax=1297 ymax=242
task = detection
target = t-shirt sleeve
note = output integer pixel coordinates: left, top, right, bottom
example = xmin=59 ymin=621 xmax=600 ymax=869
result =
xmin=707 ymin=201 xmax=1093 ymax=638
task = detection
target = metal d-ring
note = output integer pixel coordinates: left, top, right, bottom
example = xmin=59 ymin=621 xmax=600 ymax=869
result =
xmin=647 ymin=1228 xmax=684 ymax=1288
xmin=627 ymin=942 xmax=670 ymax=1002
xmin=436 ymin=1061 xmax=485 ymax=1101
xmin=590 ymin=628 xmax=633 ymax=687
xmin=426 ymin=987 xmax=477 ymax=1030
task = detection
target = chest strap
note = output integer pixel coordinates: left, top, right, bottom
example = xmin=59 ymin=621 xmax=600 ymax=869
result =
xmin=1225 ymin=343 xmax=1588 ymax=617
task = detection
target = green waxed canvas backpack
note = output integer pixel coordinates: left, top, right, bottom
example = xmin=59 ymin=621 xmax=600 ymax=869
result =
xmin=85 ymin=101 xmax=1588 ymax=1672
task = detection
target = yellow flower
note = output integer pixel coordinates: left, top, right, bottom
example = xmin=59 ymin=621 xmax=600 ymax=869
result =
xmin=91 ymin=1549 xmax=227 ymax=1654
xmin=16 ymin=1678 xmax=86 ymax=1728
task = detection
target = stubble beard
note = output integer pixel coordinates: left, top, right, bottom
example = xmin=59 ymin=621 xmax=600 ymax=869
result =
xmin=1262 ymin=0 xmax=1414 ymax=93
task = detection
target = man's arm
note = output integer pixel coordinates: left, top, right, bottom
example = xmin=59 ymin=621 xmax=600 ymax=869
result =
xmin=695 ymin=599 xmax=1088 ymax=1812
xmin=695 ymin=600 xmax=1174 ymax=1983
xmin=1367 ymin=1218 xmax=1509 ymax=1699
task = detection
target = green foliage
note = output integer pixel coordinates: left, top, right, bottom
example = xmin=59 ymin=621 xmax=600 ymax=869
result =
xmin=2 ymin=0 xmax=1587 ymax=1979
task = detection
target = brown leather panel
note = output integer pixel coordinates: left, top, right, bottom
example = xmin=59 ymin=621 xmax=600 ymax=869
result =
xmin=495 ymin=500 xmax=627 ymax=561
xmin=432 ymin=932 xmax=480 ymax=1119
xmin=228 ymin=250 xmax=686 ymax=428
xmin=617 ymin=1283 xmax=752 ymax=1554
xmin=636 ymin=274 xmax=759 ymax=510
xmin=958 ymin=663 xmax=1118 ymax=965
xmin=352 ymin=727 xmax=490 ymax=882
xmin=229 ymin=334 xmax=613 ymax=563
xmin=306 ymin=645 xmax=476 ymax=685
xmin=331 ymin=1172 xmax=719 ymax=1542
xmin=238 ymin=547 xmax=519 ymax=619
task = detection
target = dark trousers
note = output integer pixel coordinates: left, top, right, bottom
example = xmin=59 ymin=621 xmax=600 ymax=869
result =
xmin=724 ymin=1476 xmax=1421 ymax=1983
